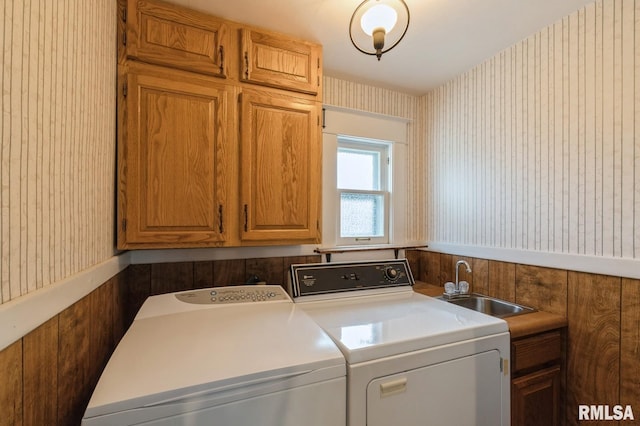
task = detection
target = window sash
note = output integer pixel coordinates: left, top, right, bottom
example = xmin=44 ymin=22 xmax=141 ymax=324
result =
xmin=337 ymin=137 xmax=389 ymax=191
xmin=336 ymin=136 xmax=391 ymax=246
xmin=337 ymin=189 xmax=389 ymax=245
xmin=337 ymin=148 xmax=381 ymax=191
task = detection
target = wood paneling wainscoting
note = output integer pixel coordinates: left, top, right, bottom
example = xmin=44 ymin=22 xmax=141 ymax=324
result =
xmin=4 ymin=251 xmax=635 ymax=426
xmin=0 ymin=255 xmax=319 ymax=426
xmin=407 ymin=249 xmax=640 ymax=426
xmin=0 ymin=272 xmax=126 ymax=426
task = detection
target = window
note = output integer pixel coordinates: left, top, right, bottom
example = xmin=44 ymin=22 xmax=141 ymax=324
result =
xmin=337 ymin=137 xmax=390 ymax=245
xmin=321 ymin=106 xmax=408 ymax=249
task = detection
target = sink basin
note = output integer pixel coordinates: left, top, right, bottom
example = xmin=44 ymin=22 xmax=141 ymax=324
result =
xmin=439 ymin=294 xmax=536 ymax=318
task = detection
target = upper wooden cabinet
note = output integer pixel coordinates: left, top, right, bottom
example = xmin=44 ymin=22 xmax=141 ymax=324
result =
xmin=118 ymin=62 xmax=234 ymax=249
xmin=240 ymin=29 xmax=322 ymax=96
xmin=124 ymin=0 xmax=228 ymax=78
xmin=117 ymin=0 xmax=323 ymax=249
xmin=239 ymin=89 xmax=322 ymax=243
xmin=121 ymin=0 xmax=323 ymax=99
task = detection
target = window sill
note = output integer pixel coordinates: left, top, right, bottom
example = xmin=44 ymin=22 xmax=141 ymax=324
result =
xmin=314 ymin=243 xmax=428 ymax=262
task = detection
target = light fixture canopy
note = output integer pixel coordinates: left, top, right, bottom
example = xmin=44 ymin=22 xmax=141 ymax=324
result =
xmin=350 ymin=0 xmax=410 ymax=61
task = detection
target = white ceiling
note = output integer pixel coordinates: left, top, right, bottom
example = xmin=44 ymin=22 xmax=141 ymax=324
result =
xmin=174 ymin=0 xmax=596 ymax=95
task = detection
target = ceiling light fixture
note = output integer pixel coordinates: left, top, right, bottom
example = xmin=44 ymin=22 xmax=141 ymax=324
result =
xmin=349 ymin=0 xmax=410 ymax=61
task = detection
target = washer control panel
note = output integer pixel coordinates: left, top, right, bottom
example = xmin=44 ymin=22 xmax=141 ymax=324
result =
xmin=175 ymin=285 xmax=290 ymax=305
xmin=290 ymin=259 xmax=414 ymax=298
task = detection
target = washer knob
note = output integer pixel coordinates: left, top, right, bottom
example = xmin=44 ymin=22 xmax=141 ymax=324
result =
xmin=384 ymin=267 xmax=399 ymax=281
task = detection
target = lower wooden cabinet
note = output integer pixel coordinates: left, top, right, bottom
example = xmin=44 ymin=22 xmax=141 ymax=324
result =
xmin=511 ymin=330 xmax=563 ymax=426
xmin=512 ymin=365 xmax=561 ymax=426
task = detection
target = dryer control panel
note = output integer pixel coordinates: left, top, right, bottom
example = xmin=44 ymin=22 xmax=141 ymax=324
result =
xmin=175 ymin=285 xmax=290 ymax=305
xmin=290 ymin=259 xmax=414 ymax=298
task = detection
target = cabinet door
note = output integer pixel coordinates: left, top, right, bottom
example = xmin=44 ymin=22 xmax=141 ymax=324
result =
xmin=118 ymin=63 xmax=232 ymax=248
xmin=512 ymin=365 xmax=561 ymax=426
xmin=239 ymin=90 xmax=321 ymax=243
xmin=241 ymin=29 xmax=321 ymax=96
xmin=125 ymin=0 xmax=228 ymax=78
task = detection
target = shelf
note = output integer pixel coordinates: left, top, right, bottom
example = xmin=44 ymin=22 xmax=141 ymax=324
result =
xmin=314 ymin=244 xmax=428 ymax=262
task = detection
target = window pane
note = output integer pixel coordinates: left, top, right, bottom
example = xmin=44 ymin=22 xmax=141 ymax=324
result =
xmin=337 ymin=148 xmax=380 ymax=190
xmin=340 ymin=193 xmax=384 ymax=237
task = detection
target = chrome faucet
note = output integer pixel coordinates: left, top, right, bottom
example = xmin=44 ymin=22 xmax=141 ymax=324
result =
xmin=455 ymin=260 xmax=471 ymax=293
xmin=443 ymin=260 xmax=472 ymax=298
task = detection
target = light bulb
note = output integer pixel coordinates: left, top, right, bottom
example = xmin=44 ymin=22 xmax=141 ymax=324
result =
xmin=360 ymin=3 xmax=398 ymax=36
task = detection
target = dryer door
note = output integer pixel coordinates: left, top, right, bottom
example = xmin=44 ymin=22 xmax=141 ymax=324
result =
xmin=367 ymin=350 xmax=503 ymax=426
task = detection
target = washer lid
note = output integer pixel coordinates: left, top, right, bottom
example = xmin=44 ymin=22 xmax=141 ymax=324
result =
xmin=298 ymin=291 xmax=508 ymax=364
xmin=85 ymin=302 xmax=344 ymax=419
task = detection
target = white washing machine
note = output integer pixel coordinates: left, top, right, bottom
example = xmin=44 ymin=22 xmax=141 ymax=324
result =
xmin=82 ymin=285 xmax=346 ymax=426
xmin=290 ymin=260 xmax=511 ymax=426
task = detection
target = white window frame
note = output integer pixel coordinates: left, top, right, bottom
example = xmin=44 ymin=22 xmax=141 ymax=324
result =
xmin=322 ymin=106 xmax=409 ymax=248
xmin=336 ymin=136 xmax=391 ymax=245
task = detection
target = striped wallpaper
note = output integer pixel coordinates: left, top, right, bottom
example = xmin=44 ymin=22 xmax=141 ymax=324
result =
xmin=1 ymin=0 xmax=117 ymax=304
xmin=323 ymin=76 xmax=428 ymax=243
xmin=426 ymin=0 xmax=640 ymax=260
xmin=3 ymin=0 xmax=635 ymax=305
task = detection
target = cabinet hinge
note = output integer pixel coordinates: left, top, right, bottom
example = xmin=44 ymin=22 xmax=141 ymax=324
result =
xmin=123 ymin=82 xmax=128 ymax=97
xmin=122 ymin=31 xmax=127 ymax=46
xmin=122 ymin=7 xmax=127 ymax=23
xmin=121 ymin=219 xmax=127 ymax=232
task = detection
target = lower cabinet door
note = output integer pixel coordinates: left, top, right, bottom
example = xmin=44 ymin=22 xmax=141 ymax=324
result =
xmin=512 ymin=365 xmax=561 ymax=426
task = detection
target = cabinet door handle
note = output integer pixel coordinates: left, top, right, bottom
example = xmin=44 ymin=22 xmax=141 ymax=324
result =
xmin=244 ymin=51 xmax=249 ymax=79
xmin=218 ymin=204 xmax=224 ymax=234
xmin=219 ymin=45 xmax=225 ymax=75
xmin=243 ymin=204 xmax=248 ymax=232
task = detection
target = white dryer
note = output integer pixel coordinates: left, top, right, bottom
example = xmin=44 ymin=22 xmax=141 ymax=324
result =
xmin=82 ymin=285 xmax=346 ymax=426
xmin=291 ymin=260 xmax=511 ymax=426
